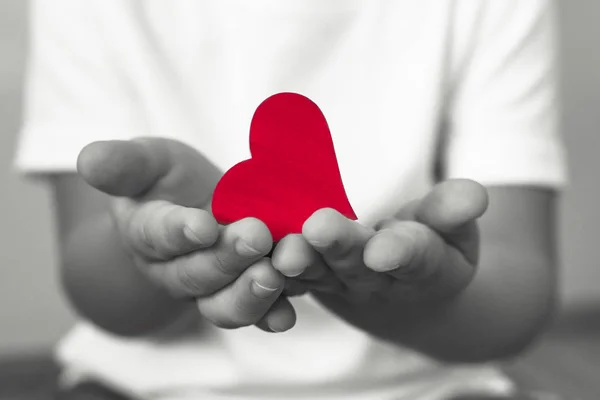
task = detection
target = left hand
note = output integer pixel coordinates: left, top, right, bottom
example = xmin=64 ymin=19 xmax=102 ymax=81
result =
xmin=273 ymin=179 xmax=489 ymax=305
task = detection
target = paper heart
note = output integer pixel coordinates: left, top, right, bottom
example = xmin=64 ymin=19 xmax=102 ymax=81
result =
xmin=212 ymin=92 xmax=357 ymax=242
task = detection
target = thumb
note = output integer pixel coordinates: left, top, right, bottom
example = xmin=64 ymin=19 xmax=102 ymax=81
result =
xmin=77 ymin=138 xmax=222 ymax=207
xmin=77 ymin=139 xmax=169 ymax=198
xmin=414 ymin=179 xmax=488 ymax=264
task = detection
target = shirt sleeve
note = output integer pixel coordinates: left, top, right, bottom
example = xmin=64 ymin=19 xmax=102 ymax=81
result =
xmin=14 ymin=0 xmax=146 ymax=174
xmin=442 ymin=0 xmax=568 ymax=188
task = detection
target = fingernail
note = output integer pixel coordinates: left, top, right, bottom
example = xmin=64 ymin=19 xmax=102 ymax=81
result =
xmin=283 ymin=269 xmax=305 ymax=278
xmin=235 ymin=239 xmax=262 ymax=256
xmin=183 ymin=225 xmax=204 ymax=244
xmin=380 ymin=234 xmax=415 ymax=272
xmin=396 ymin=235 xmax=416 ymax=267
xmin=251 ymin=280 xmax=279 ymax=299
xmin=268 ymin=322 xmax=284 ymax=333
xmin=308 ymin=239 xmax=335 ymax=251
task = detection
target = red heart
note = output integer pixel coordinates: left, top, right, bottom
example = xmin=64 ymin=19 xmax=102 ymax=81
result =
xmin=211 ymin=92 xmax=357 ymax=242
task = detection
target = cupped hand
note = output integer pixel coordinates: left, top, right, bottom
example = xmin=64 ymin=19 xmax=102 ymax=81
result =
xmin=272 ymin=179 xmax=488 ymax=306
xmin=77 ymin=138 xmax=295 ymax=333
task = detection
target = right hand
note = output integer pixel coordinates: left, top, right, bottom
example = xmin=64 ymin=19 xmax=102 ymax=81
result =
xmin=77 ymin=137 xmax=296 ymax=333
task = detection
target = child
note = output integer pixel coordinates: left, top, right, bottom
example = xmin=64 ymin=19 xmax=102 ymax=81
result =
xmin=15 ymin=0 xmax=567 ymax=399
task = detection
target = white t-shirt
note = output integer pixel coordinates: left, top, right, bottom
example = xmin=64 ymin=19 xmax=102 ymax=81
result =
xmin=15 ymin=0 xmax=567 ymax=399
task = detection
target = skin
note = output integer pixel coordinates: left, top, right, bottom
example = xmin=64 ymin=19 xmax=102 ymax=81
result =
xmin=51 ymin=138 xmax=558 ymax=362
xmin=296 ymin=184 xmax=558 ymax=362
xmin=54 ymin=138 xmax=297 ymax=335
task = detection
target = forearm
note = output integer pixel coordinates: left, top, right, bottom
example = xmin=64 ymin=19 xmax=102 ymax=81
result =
xmin=61 ymin=212 xmax=198 ymax=337
xmin=316 ymin=244 xmax=557 ymax=363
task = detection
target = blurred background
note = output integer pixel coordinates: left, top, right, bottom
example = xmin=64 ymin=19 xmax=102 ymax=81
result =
xmin=0 ymin=0 xmax=599 ymax=398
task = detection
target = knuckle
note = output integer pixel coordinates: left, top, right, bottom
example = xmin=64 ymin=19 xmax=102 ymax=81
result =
xmin=159 ymin=259 xmax=207 ymax=298
xmin=128 ymin=203 xmax=161 ymax=251
xmin=139 ymin=202 xmax=182 ymax=257
xmin=210 ymin=252 xmax=239 ymax=277
xmin=402 ymin=222 xmax=429 ymax=248
xmin=140 ymin=219 xmax=158 ymax=252
xmin=424 ymin=234 xmax=445 ymax=273
xmin=110 ymin=198 xmax=133 ymax=224
xmin=125 ymin=211 xmax=152 ymax=255
xmin=161 ymin=203 xmax=181 ymax=222
xmin=159 ymin=206 xmax=186 ymax=250
xmin=173 ymin=261 xmax=208 ymax=296
xmin=193 ymin=210 xmax=220 ymax=234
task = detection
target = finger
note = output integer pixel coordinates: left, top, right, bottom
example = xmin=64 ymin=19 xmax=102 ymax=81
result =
xmin=374 ymin=199 xmax=420 ymax=229
xmin=415 ymin=179 xmax=488 ymax=264
xmin=77 ymin=139 xmax=172 ymax=198
xmin=149 ymin=217 xmax=273 ymax=298
xmin=364 ymin=220 xmax=475 ymax=301
xmin=255 ymin=296 xmax=297 ymax=333
xmin=116 ymin=199 xmax=219 ymax=260
xmin=272 ymin=235 xmax=344 ymax=293
xmin=78 ymin=138 xmax=222 ymax=207
xmin=302 ymin=208 xmax=389 ymax=295
xmin=271 ymin=235 xmax=332 ymax=281
xmin=197 ymin=258 xmax=287 ymax=330
xmin=271 ymin=235 xmax=315 ymax=277
xmin=282 ymin=280 xmax=310 ymax=297
xmin=417 ymin=179 xmax=488 ymax=231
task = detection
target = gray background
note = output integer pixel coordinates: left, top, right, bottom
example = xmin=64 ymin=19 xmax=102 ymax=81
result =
xmin=1 ymin=1 xmax=599 ymax=357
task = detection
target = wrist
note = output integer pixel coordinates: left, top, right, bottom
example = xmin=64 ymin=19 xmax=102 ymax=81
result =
xmin=60 ymin=213 xmax=196 ymax=337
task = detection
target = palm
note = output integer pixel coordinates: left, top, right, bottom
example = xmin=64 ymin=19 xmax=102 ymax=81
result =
xmin=286 ymin=179 xmax=488 ymax=304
